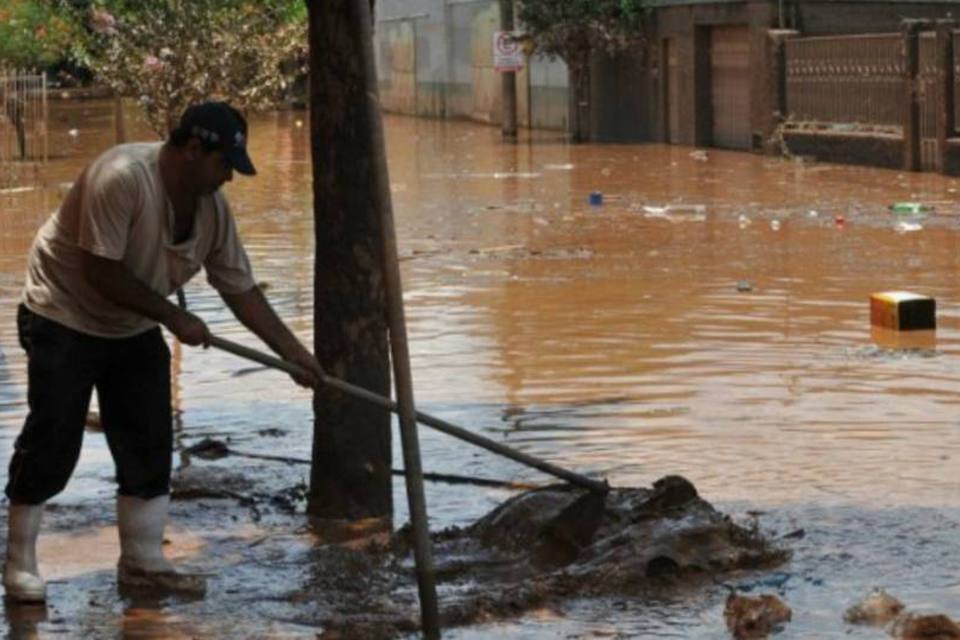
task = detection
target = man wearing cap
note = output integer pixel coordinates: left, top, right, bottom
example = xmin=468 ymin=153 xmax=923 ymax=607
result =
xmin=3 ymin=101 xmax=323 ymax=601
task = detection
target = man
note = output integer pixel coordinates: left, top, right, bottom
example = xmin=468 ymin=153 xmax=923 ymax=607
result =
xmin=4 ymin=101 xmax=323 ymax=602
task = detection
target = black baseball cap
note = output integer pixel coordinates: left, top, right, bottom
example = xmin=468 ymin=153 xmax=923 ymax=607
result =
xmin=176 ymin=101 xmax=256 ymax=176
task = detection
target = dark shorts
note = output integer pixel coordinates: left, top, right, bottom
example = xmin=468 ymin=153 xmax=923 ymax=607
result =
xmin=6 ymin=304 xmax=173 ymax=504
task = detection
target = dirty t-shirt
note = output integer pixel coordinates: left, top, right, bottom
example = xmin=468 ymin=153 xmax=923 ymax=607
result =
xmin=22 ymin=142 xmax=255 ymax=337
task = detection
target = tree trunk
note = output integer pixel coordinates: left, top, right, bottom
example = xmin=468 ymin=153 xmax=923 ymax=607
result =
xmin=306 ymin=0 xmax=392 ymax=524
xmin=567 ymin=60 xmax=591 ymax=143
xmin=499 ymin=0 xmax=518 ymax=140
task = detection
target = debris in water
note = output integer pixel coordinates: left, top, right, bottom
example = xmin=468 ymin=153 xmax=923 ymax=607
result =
xmin=184 ymin=438 xmax=230 ymax=460
xmin=843 ymin=588 xmax=905 ymax=626
xmin=0 ymin=186 xmax=36 ymax=195
xmin=738 ymin=214 xmax=751 ymax=228
xmin=895 ymin=221 xmax=923 ymax=233
xmin=543 ymin=163 xmax=574 ymax=171
xmin=690 ymin=149 xmax=709 ymax=162
xmin=469 ymin=244 xmax=525 ymax=255
xmin=639 ymin=204 xmax=706 ymax=222
xmin=890 ymin=202 xmax=934 ymax=215
xmin=588 ymin=192 xmax=603 ymax=206
xmin=835 ymin=215 xmax=846 ymax=228
xmin=85 ymin=411 xmax=102 ymax=432
xmin=724 ymin=593 xmax=792 ymax=639
xmin=737 ymin=280 xmax=754 ymax=292
xmin=888 ymin=613 xmax=960 ymax=639
xmin=770 ymin=220 xmax=781 ymax=231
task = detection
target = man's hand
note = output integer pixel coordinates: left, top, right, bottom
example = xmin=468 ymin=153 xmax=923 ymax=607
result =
xmin=220 ymin=286 xmax=326 ymax=389
xmin=285 ymin=350 xmax=325 ymax=389
xmin=165 ymin=309 xmax=211 ymax=347
xmin=284 ymin=348 xmax=325 ymax=389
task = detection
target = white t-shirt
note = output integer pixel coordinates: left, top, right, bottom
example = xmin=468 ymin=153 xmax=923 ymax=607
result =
xmin=23 ymin=142 xmax=255 ymax=337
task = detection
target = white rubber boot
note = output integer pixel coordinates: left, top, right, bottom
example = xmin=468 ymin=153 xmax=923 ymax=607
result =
xmin=116 ymin=495 xmax=205 ymax=595
xmin=3 ymin=503 xmax=46 ymax=603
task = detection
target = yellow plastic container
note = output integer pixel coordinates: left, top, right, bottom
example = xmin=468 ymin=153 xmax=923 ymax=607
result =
xmin=869 ymin=291 xmax=936 ymax=331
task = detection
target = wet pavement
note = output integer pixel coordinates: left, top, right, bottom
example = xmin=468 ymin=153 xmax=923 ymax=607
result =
xmin=0 ymin=100 xmax=959 ymax=637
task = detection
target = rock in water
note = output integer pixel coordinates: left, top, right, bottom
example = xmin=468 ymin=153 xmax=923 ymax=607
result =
xmin=844 ymin=588 xmax=905 ymax=625
xmin=724 ymin=593 xmax=792 ymax=639
xmin=889 ymin=613 xmax=960 ymax=639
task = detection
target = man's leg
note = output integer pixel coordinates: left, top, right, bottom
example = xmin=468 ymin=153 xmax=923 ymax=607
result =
xmin=5 ymin=307 xmax=98 ymax=603
xmin=97 ymin=328 xmax=203 ymax=595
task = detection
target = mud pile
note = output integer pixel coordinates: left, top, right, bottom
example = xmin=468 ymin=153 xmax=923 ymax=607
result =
xmin=306 ymin=475 xmax=788 ymax=636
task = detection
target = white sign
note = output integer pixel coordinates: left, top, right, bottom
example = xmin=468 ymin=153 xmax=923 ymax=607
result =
xmin=493 ymin=31 xmax=524 ymax=72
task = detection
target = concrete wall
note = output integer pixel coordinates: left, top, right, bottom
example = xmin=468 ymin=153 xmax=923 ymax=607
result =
xmin=374 ymin=0 xmax=569 ymax=130
xmin=784 ymin=130 xmax=904 ymax=168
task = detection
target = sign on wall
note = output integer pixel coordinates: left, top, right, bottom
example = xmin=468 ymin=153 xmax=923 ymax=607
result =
xmin=493 ymin=31 xmax=524 ymax=72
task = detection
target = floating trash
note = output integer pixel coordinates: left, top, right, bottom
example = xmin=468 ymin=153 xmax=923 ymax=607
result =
xmin=738 ymin=214 xmax=751 ymax=228
xmin=770 ymin=220 xmax=781 ymax=231
xmin=895 ymin=221 xmax=923 ymax=233
xmin=588 ymin=191 xmax=603 ymax=206
xmin=890 ymin=202 xmax=933 ymax=215
xmin=639 ymin=204 xmax=706 ymax=222
xmin=543 ymin=163 xmax=574 ymax=171
xmin=0 ymin=186 xmax=36 ymax=195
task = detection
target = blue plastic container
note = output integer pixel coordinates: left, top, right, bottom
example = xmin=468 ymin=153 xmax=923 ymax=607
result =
xmin=588 ymin=191 xmax=603 ymax=206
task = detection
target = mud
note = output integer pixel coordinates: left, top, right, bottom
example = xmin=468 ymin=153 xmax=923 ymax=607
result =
xmin=167 ymin=471 xmax=786 ymax=637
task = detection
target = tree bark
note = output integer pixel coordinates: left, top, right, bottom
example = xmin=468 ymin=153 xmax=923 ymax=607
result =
xmin=568 ymin=60 xmax=591 ymax=143
xmin=306 ymin=0 xmax=392 ymax=523
xmin=499 ymin=0 xmax=518 ymax=140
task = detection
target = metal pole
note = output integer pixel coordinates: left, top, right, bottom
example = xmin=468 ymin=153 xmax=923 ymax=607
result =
xmin=354 ymin=0 xmax=440 ymax=637
xmin=208 ymin=335 xmax=609 ymax=495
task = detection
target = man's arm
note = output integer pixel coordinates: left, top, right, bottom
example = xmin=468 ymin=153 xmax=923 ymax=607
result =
xmin=81 ymin=252 xmax=210 ymax=346
xmin=219 ymin=285 xmax=323 ymax=388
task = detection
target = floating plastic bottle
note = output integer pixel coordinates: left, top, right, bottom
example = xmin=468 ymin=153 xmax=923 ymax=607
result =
xmin=890 ymin=202 xmax=933 ymax=215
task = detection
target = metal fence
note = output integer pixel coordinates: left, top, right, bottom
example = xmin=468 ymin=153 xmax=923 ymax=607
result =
xmin=954 ymin=31 xmax=960 ymax=132
xmin=0 ymin=69 xmax=48 ymax=188
xmin=785 ymin=33 xmax=903 ymax=127
xmin=918 ymin=33 xmax=938 ymax=169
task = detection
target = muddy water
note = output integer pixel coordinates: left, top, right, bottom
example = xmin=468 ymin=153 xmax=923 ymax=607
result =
xmin=0 ymin=99 xmax=959 ymax=637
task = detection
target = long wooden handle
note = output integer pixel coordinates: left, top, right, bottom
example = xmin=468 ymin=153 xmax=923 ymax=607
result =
xmin=207 ymin=335 xmax=609 ymax=495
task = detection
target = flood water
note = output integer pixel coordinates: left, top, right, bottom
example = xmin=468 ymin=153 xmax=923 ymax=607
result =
xmin=1 ymin=99 xmax=959 ymax=638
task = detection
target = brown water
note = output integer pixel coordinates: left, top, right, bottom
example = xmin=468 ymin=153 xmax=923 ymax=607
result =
xmin=1 ymin=99 xmax=959 ymax=637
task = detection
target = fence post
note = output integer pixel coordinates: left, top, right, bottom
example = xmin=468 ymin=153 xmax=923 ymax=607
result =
xmin=935 ymin=20 xmax=954 ymax=173
xmin=902 ymin=20 xmax=921 ymax=171
xmin=41 ymin=71 xmax=47 ymax=166
xmin=765 ymin=29 xmax=799 ymax=153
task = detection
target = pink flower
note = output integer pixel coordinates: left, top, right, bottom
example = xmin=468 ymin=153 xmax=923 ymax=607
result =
xmin=90 ymin=8 xmax=116 ymax=36
xmin=143 ymin=55 xmax=163 ymax=72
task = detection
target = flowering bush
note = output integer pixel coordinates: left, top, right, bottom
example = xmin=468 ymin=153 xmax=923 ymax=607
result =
xmin=0 ymin=0 xmax=78 ymax=70
xmin=82 ymin=0 xmax=306 ymax=137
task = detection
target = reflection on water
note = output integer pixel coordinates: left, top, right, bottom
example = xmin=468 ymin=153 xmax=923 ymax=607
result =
xmin=1 ymin=100 xmax=959 ymax=637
